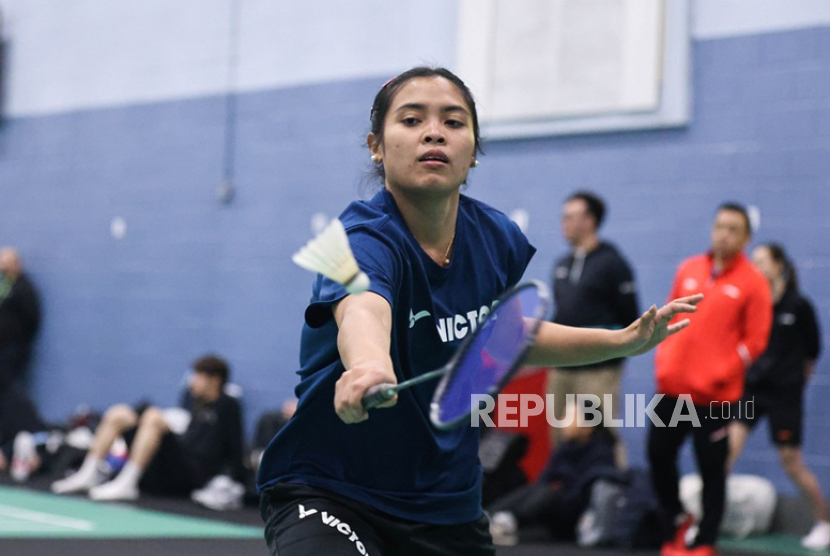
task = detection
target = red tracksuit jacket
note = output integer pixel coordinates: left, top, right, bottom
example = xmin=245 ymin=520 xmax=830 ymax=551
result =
xmin=655 ymin=252 xmax=772 ymax=405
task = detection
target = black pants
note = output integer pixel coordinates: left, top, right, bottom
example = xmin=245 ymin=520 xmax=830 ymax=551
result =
xmin=486 ymin=482 xmax=582 ymax=540
xmin=261 ymin=483 xmax=495 ymax=556
xmin=647 ymin=395 xmax=728 ymax=547
xmin=0 ymin=344 xmax=31 ymax=390
xmin=122 ymin=428 xmax=207 ymax=497
xmin=0 ymin=382 xmax=46 ymax=460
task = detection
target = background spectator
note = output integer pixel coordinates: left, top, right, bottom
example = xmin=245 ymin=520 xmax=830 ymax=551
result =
xmin=547 ymin=191 xmax=639 ymax=467
xmin=728 ymin=242 xmax=829 ymax=551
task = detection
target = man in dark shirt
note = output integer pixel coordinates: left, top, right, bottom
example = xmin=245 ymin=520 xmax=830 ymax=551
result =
xmin=547 ymin=192 xmax=639 ymax=467
xmin=0 ymin=247 xmax=41 ymax=389
xmin=52 ymin=354 xmax=245 ymax=501
xmin=0 ymin=248 xmax=46 ymax=476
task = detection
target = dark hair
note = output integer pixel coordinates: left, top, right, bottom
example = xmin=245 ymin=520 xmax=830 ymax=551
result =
xmin=192 ymin=354 xmax=230 ymax=386
xmin=566 ymin=190 xmax=606 ymax=229
xmin=368 ymin=67 xmax=482 ymax=182
xmin=759 ymin=242 xmax=799 ymax=290
xmin=717 ymin=202 xmax=752 ymax=235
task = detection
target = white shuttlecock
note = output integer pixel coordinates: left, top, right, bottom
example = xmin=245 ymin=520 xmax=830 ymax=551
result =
xmin=292 ymin=218 xmax=371 ymax=294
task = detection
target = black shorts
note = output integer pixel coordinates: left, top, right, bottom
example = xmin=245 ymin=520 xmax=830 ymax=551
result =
xmin=736 ymin=387 xmax=803 ymax=446
xmin=260 ymin=483 xmax=495 ymax=556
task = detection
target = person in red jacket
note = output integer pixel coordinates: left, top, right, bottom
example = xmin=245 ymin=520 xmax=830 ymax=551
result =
xmin=648 ymin=203 xmax=772 ymax=556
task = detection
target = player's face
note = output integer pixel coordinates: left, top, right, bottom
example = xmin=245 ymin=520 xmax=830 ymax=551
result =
xmin=371 ymin=77 xmax=476 ymax=197
xmin=560 ymin=199 xmax=593 ymax=246
xmin=710 ymin=209 xmax=750 ymax=262
xmin=751 ymin=246 xmax=780 ymax=284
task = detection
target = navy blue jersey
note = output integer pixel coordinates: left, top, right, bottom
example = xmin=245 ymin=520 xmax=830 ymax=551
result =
xmin=257 ymin=188 xmax=535 ymax=524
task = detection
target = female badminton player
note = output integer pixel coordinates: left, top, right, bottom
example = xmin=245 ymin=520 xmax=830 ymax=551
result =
xmin=257 ymin=66 xmax=702 ymax=556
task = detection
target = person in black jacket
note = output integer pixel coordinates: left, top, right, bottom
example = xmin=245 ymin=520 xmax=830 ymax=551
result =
xmin=0 ymin=247 xmax=41 ymax=389
xmin=51 ymin=354 xmax=245 ymax=502
xmin=487 ymin=400 xmax=617 ymax=546
xmin=727 ymin=242 xmax=828 ymax=551
xmin=0 ymin=247 xmax=47 ymax=478
xmin=547 ymin=191 xmax=639 ymax=467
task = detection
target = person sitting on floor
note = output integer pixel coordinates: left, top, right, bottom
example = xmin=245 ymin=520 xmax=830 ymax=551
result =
xmin=487 ymin=398 xmax=617 ymax=546
xmin=51 ymin=354 xmax=245 ymax=501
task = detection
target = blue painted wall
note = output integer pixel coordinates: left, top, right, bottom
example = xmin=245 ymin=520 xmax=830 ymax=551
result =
xmin=1 ymin=27 xmax=829 ymax=496
xmin=471 ymin=27 xmax=830 ymax=493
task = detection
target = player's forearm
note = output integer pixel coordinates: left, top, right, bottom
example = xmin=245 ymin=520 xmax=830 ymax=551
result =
xmin=337 ymin=318 xmax=393 ymax=374
xmin=525 ymin=321 xmax=631 ymax=367
xmin=334 ymin=294 xmax=394 ymax=378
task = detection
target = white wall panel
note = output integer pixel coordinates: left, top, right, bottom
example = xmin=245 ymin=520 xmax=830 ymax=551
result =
xmin=2 ymin=0 xmax=829 ymax=116
xmin=693 ymin=0 xmax=830 ymax=39
xmin=0 ymin=0 xmax=456 ymax=116
xmin=2 ymin=0 xmax=232 ymax=115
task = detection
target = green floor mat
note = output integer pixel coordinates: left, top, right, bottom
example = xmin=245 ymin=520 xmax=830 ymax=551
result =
xmin=720 ymin=534 xmax=821 ymax=556
xmin=0 ymin=486 xmax=262 ymax=539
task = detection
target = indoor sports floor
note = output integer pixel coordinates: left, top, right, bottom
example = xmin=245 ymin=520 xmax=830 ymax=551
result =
xmin=0 ymin=476 xmax=819 ymax=556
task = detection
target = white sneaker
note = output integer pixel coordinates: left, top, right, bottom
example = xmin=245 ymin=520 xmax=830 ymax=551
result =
xmin=685 ymin=523 xmax=700 ymax=547
xmin=10 ymin=432 xmax=38 ymax=483
xmin=490 ymin=511 xmax=518 ymax=547
xmin=88 ymin=479 xmax=139 ymax=501
xmin=802 ymin=521 xmax=830 ymax=551
xmin=191 ymin=475 xmax=245 ymax=511
xmin=51 ymin=465 xmax=107 ymax=494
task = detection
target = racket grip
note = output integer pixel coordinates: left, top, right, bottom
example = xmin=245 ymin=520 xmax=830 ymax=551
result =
xmin=362 ymin=383 xmax=397 ymax=409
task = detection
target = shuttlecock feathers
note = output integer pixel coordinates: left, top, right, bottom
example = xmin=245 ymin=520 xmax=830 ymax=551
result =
xmin=292 ymin=218 xmax=370 ymax=294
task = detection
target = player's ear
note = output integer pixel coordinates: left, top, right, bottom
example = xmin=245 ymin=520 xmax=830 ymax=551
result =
xmin=367 ymin=133 xmax=382 ymax=161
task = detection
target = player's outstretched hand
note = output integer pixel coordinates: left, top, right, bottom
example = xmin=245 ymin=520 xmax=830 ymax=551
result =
xmin=629 ymin=293 xmax=704 ymax=356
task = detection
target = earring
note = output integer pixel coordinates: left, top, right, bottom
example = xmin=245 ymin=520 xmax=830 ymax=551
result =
xmin=471 ymin=159 xmax=479 ymax=168
xmin=371 ymin=155 xmax=380 ymax=164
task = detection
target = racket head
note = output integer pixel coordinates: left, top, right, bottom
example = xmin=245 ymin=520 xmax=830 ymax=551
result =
xmin=429 ymin=280 xmax=552 ymax=429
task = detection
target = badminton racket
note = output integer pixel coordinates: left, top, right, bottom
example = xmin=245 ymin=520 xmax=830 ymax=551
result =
xmin=362 ymin=280 xmax=552 ymax=429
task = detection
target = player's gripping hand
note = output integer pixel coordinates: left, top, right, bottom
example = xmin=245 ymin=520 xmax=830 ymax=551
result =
xmin=335 ymin=362 xmax=397 ymax=424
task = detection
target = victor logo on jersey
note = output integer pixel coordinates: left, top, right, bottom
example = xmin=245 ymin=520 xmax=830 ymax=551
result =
xmin=409 ymin=309 xmax=431 ymax=328
xmin=435 ymin=302 xmax=498 ymax=343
